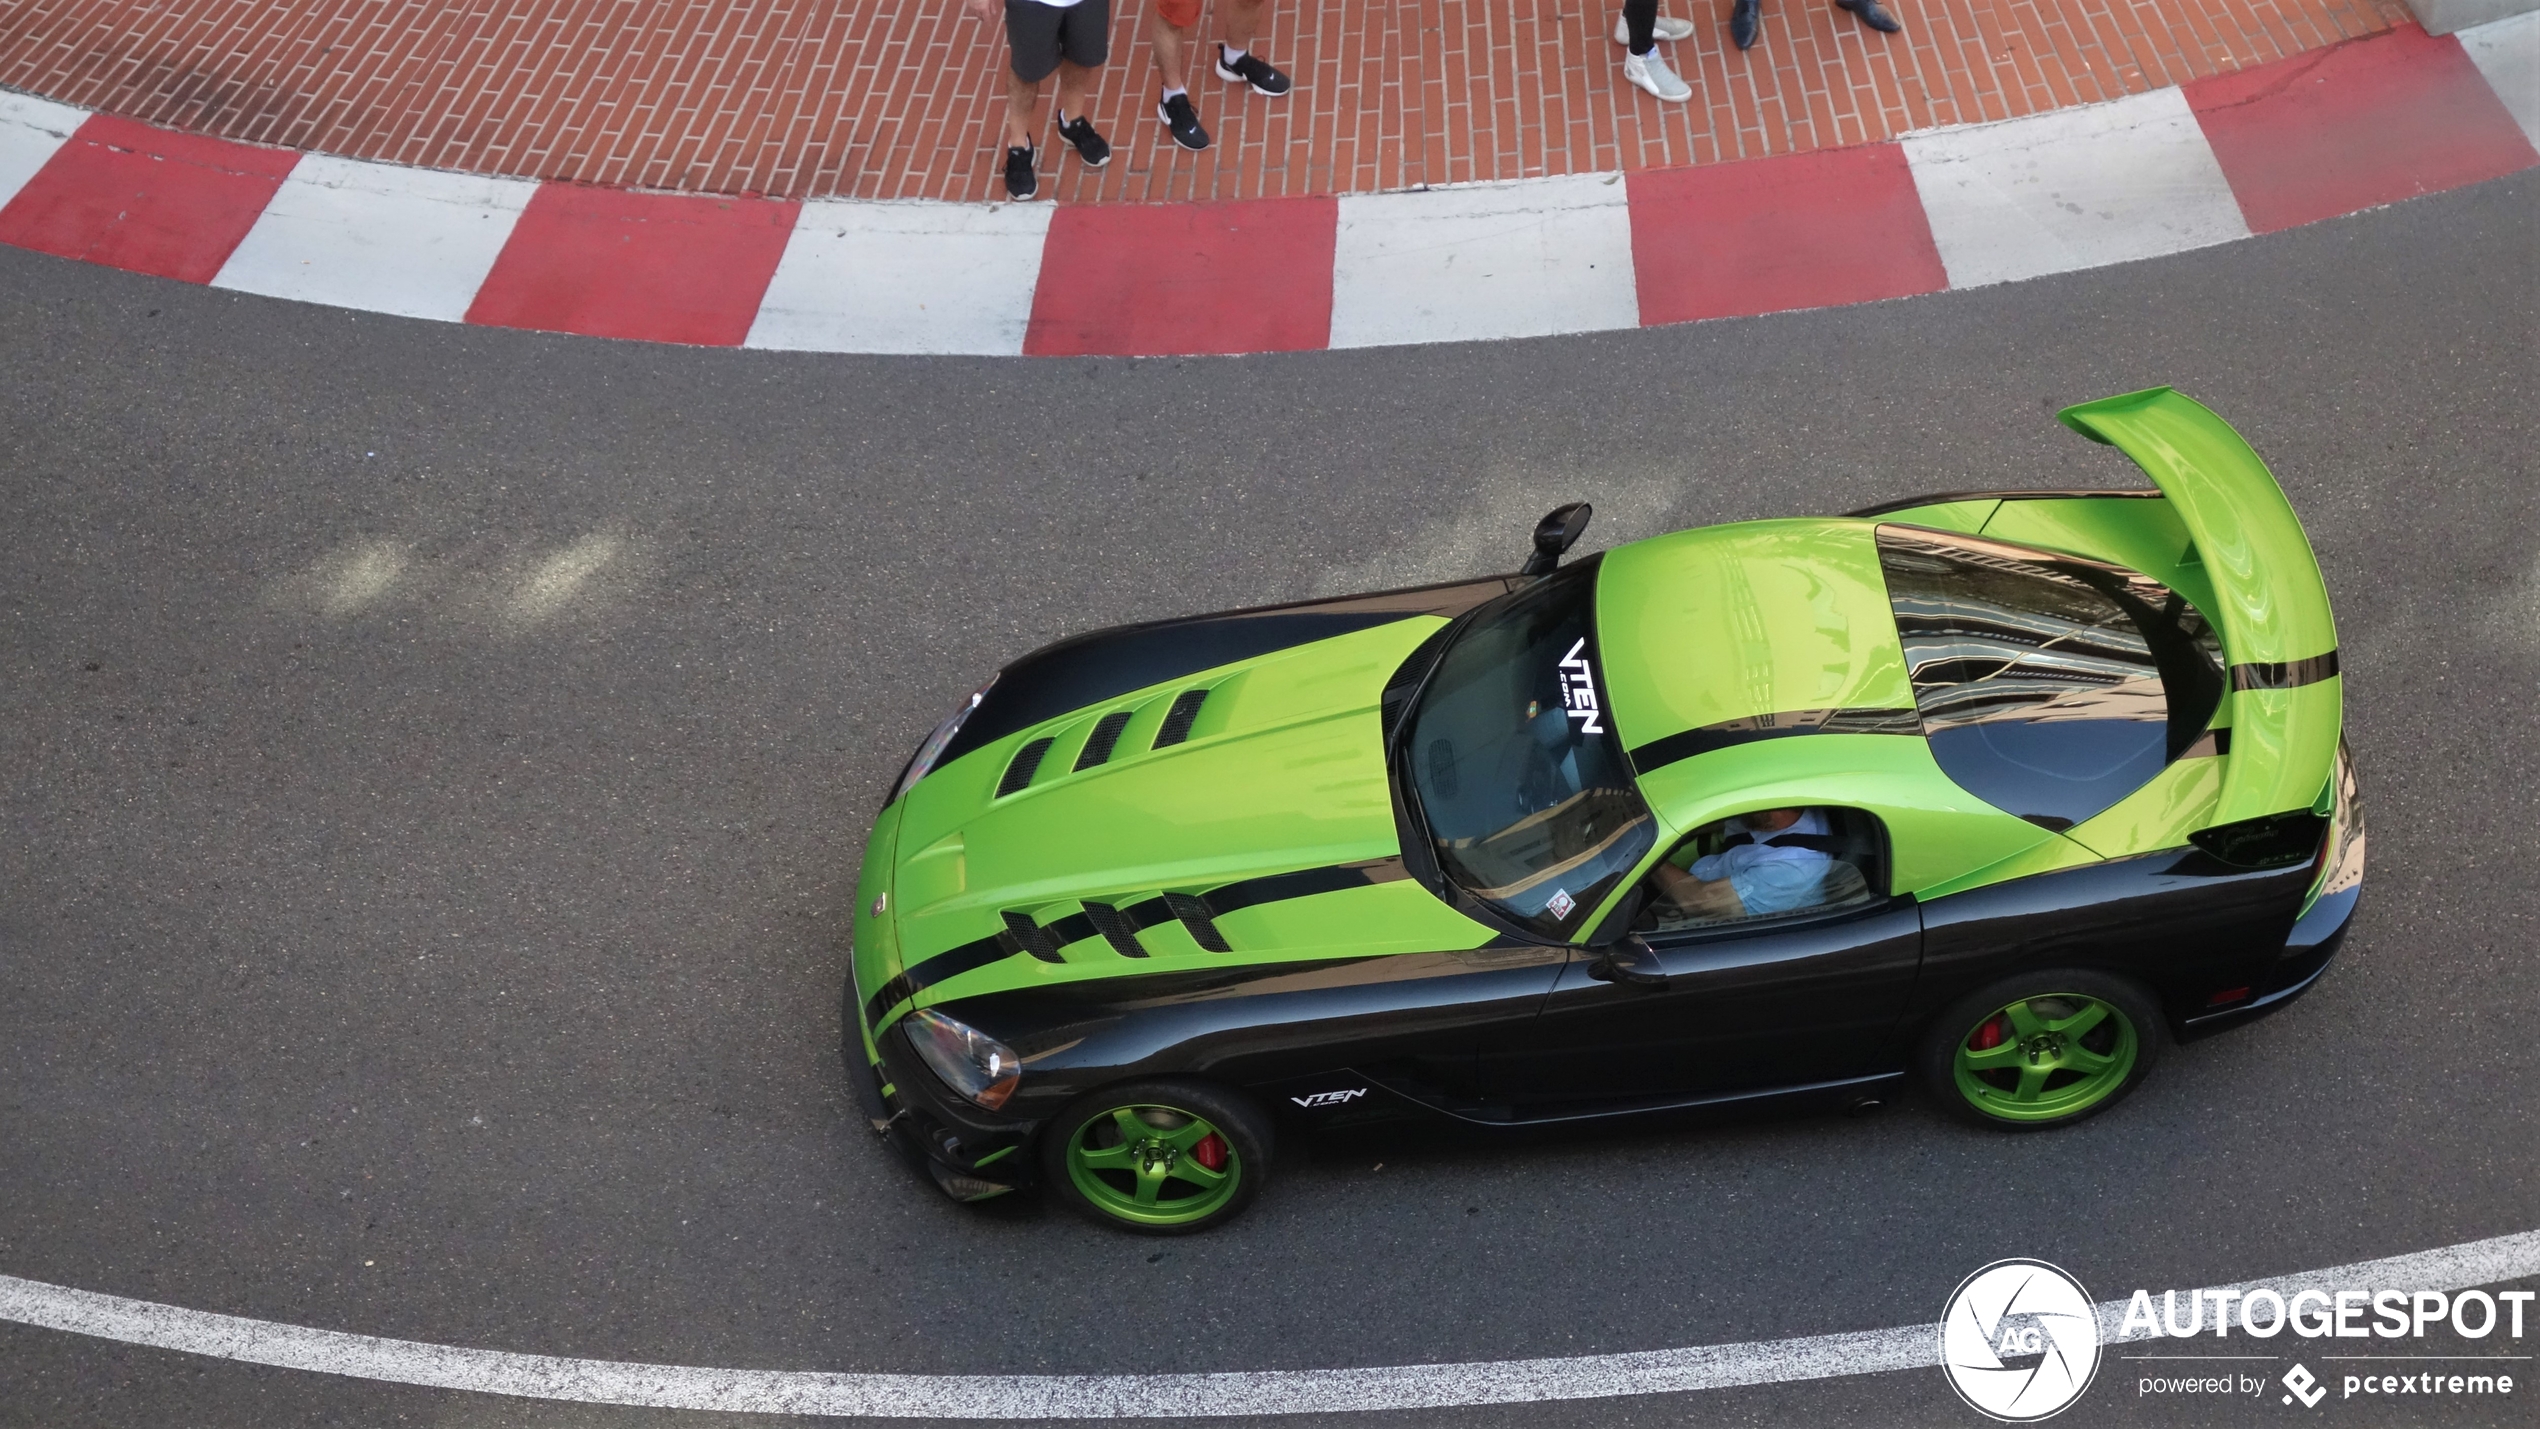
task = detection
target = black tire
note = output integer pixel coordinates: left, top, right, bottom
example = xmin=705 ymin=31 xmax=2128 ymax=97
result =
xmin=1917 ymin=968 xmax=2164 ymax=1131
xmin=1037 ymin=1079 xmax=1272 ymax=1235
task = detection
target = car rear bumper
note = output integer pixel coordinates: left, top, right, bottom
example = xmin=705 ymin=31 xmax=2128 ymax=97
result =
xmin=2177 ymin=743 xmax=2363 ymax=1043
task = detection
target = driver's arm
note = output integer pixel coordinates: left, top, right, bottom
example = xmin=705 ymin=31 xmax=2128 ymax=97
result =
xmin=1650 ymin=860 xmax=1745 ymax=918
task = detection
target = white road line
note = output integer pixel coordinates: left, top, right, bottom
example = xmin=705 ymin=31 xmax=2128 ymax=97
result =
xmin=3 ymin=1229 xmax=2535 ymax=1417
xmin=211 ymin=155 xmax=538 ymax=322
xmin=1330 ymin=174 xmax=1641 ymax=349
xmin=0 ymin=92 xmax=86 ymax=213
xmin=1904 ymin=87 xmax=2252 ymax=289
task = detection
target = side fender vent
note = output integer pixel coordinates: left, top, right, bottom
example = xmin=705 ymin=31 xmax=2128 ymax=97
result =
xmin=1081 ymin=901 xmax=1148 ymax=958
xmin=1164 ymin=892 xmax=1232 ymax=952
xmin=1073 ymin=710 xmax=1134 ymax=771
xmin=996 ymin=737 xmax=1055 ymax=797
xmin=1000 ymin=910 xmax=1065 ymax=963
xmin=1153 ymin=689 xmax=1210 ymax=749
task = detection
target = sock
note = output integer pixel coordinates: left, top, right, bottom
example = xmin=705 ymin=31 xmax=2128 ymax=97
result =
xmin=1221 ymin=44 xmax=1247 ymax=64
xmin=1162 ymin=85 xmax=1186 ymax=100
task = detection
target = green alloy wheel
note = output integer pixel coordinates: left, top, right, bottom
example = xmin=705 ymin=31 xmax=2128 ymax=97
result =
xmin=1922 ymin=971 xmax=2162 ymax=1130
xmin=1040 ymin=1080 xmax=1270 ymax=1234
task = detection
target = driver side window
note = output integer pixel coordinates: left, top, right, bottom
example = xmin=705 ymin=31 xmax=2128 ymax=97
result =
xmin=1628 ymin=806 xmax=1886 ymax=936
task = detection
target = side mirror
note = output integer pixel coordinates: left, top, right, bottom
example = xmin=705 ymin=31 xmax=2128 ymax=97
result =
xmin=1521 ymin=502 xmax=1594 ymax=577
xmin=1586 ymin=934 xmax=1667 ymax=989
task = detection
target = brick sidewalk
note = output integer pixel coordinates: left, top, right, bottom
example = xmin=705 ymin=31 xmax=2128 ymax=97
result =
xmin=0 ymin=0 xmax=2408 ymax=204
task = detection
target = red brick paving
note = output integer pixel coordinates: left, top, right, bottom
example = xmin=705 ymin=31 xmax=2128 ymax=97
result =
xmin=0 ymin=0 xmax=2413 ymax=204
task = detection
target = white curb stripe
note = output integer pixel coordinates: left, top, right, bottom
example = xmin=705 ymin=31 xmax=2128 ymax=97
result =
xmin=0 ymin=92 xmax=86 ymax=213
xmin=2460 ymin=11 xmax=2540 ymax=149
xmin=746 ymin=199 xmax=1055 ymax=356
xmin=2 ymin=1230 xmax=2534 ymax=1418
xmin=211 ymin=155 xmax=539 ymax=322
xmin=1903 ymin=86 xmax=2251 ymax=289
xmin=1330 ymin=174 xmax=1641 ymax=349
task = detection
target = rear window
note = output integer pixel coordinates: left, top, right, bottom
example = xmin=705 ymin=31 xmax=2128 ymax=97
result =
xmin=1877 ymin=526 xmax=2224 ymax=830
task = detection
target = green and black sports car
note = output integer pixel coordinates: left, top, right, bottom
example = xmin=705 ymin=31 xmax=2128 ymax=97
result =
xmin=845 ymin=387 xmax=2363 ymax=1233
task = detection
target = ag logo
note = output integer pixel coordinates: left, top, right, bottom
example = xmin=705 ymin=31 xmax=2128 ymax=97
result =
xmin=1289 ymin=1088 xmax=1367 ymax=1109
xmin=1939 ymin=1259 xmax=2100 ymax=1421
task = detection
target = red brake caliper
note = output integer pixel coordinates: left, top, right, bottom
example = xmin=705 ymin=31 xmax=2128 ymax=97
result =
xmin=1969 ymin=1015 xmax=2008 ymax=1052
xmin=1192 ymin=1133 xmax=1228 ymax=1170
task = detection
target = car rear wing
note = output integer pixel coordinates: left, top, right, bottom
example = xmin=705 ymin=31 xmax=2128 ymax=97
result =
xmin=2057 ymin=387 xmax=2341 ymax=825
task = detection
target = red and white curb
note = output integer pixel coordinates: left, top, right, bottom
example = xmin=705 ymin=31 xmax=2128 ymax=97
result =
xmin=2 ymin=17 xmax=2533 ymax=358
xmin=2 ymin=1229 xmax=2534 ymax=1416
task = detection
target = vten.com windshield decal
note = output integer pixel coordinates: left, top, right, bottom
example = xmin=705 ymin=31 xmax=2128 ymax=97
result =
xmin=1557 ymin=638 xmax=1602 ymax=735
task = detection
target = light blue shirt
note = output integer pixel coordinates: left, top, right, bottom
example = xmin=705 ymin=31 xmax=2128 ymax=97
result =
xmin=1690 ymin=810 xmax=1833 ymax=915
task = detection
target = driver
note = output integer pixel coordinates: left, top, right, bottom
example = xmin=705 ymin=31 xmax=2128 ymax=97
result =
xmin=1648 ymin=807 xmax=1835 ymax=921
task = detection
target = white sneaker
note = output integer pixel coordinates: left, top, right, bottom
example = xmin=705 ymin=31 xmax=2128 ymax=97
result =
xmin=1622 ymin=48 xmax=1692 ymax=102
xmin=1612 ymin=13 xmax=1696 ymax=42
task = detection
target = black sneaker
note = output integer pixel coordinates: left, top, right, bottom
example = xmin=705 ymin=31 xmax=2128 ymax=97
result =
xmin=1215 ymin=46 xmax=1292 ymax=96
xmin=1158 ymin=92 xmax=1210 ymax=151
xmin=1058 ymin=114 xmax=1111 ymax=168
xmin=1003 ymin=143 xmax=1037 ymax=200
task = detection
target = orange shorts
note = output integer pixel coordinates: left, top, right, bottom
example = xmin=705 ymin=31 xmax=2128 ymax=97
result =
xmin=1156 ymin=0 xmax=1201 ymax=30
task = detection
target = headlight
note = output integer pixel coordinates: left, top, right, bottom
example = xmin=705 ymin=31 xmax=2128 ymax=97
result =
xmin=890 ymin=677 xmax=996 ymax=804
xmin=904 ymin=1008 xmax=1021 ymax=1110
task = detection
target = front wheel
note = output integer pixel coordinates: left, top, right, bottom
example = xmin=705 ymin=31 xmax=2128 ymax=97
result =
xmin=1038 ymin=1080 xmax=1271 ymax=1234
xmin=1918 ymin=971 xmax=2162 ymax=1130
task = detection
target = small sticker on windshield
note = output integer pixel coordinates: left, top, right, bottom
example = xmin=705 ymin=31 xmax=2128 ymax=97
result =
xmin=1546 ymin=888 xmax=1576 ymax=919
xmin=1557 ymin=637 xmax=1604 ymax=734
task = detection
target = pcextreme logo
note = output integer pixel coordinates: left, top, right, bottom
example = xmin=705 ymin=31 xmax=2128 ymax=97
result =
xmin=1940 ymin=1259 xmax=2101 ymax=1421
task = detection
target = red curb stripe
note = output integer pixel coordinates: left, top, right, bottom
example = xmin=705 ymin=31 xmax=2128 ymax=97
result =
xmin=2188 ymin=23 xmax=2540 ymax=237
xmin=1025 ymin=197 xmax=1338 ymax=358
xmin=0 ymin=114 xmax=296 ymax=283
xmin=466 ymin=184 xmax=801 ymax=346
xmin=1628 ymin=143 xmax=1947 ymax=327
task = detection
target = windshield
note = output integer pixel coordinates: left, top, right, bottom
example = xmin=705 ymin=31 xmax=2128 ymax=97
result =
xmin=1401 ymin=560 xmax=1655 ymax=940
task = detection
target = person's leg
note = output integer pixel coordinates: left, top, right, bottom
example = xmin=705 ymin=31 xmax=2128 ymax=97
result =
xmin=1001 ymin=0 xmax=1064 ymax=196
xmin=1004 ymin=69 xmax=1041 ymax=148
xmin=1054 ymin=60 xmax=1096 ymax=126
xmin=1219 ymin=0 xmax=1264 ymax=54
xmin=1619 ymin=0 xmax=1688 ymax=99
xmin=1149 ymin=0 xmax=1211 ymax=148
xmin=1147 ymin=3 xmax=1193 ymax=92
xmin=1212 ymin=0 xmax=1291 ymax=95
xmin=1622 ymin=0 xmax=1657 ymax=53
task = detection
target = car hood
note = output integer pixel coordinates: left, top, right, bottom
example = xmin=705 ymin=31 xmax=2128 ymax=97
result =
xmin=863 ymin=596 xmax=1508 ymax=1012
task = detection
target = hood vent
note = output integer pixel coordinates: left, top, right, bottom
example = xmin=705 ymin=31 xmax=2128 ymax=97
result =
xmin=1081 ymin=901 xmax=1149 ymax=958
xmin=996 ymin=737 xmax=1055 ymax=797
xmin=1001 ymin=910 xmax=1065 ymax=962
xmin=1164 ymin=892 xmax=1233 ymax=952
xmin=1073 ymin=710 xmax=1134 ymax=771
xmin=1153 ymin=689 xmax=1210 ymax=748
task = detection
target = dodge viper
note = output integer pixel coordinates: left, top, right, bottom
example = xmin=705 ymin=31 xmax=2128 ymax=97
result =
xmin=844 ymin=386 xmax=2363 ymax=1233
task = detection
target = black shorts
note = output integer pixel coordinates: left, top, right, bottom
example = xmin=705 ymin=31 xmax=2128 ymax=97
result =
xmin=1006 ymin=0 xmax=1110 ymax=83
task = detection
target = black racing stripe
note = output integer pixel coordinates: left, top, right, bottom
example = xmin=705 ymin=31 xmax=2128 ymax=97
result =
xmin=862 ymin=931 xmax=1015 ymax=1030
xmin=2230 ymin=650 xmax=2338 ymax=691
xmin=2181 ymin=726 xmax=2233 ymax=759
xmin=1630 ymin=707 xmax=1922 ymax=777
xmin=1201 ymin=857 xmax=1406 ymax=918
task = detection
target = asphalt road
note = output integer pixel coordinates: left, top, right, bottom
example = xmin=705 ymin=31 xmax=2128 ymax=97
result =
xmin=1 ymin=172 xmax=2534 ymax=1429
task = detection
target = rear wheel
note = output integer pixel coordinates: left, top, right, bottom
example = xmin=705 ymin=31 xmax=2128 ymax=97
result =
xmin=1038 ymin=1080 xmax=1270 ymax=1234
xmin=1920 ymin=971 xmax=2161 ymax=1129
